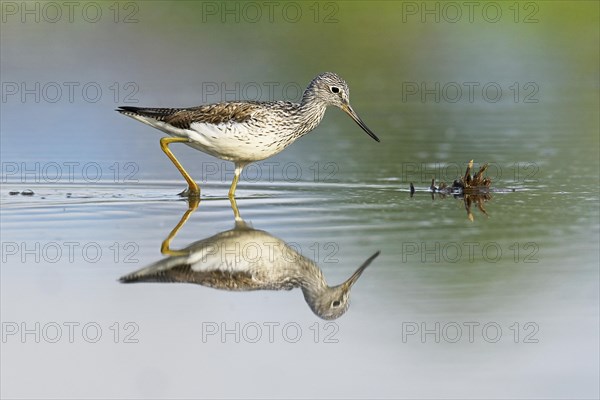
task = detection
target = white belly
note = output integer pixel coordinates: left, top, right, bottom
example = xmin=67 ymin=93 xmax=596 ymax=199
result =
xmin=185 ymin=121 xmax=279 ymax=162
xmin=129 ymin=114 xmax=294 ymax=163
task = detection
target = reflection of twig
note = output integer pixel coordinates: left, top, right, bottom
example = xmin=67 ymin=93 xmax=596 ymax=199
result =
xmin=464 ymin=193 xmax=491 ymax=222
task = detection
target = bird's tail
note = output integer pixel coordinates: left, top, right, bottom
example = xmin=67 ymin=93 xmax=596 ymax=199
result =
xmin=118 ymin=255 xmax=188 ymax=283
xmin=116 ymin=106 xmax=178 ymax=120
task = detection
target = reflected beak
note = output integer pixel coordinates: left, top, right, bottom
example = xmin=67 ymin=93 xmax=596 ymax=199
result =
xmin=342 ymin=251 xmax=381 ymax=290
xmin=342 ymin=104 xmax=380 ymax=142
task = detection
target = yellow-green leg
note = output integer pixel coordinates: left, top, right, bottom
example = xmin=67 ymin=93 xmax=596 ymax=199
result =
xmin=228 ymin=163 xmax=244 ymax=198
xmin=160 ymin=137 xmax=200 ymax=197
xmin=161 ymin=196 xmax=200 ymax=256
xmin=229 ymin=197 xmax=242 ymax=221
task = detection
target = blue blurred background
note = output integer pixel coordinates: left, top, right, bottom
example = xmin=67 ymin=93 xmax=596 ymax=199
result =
xmin=1 ymin=1 xmax=598 ymax=399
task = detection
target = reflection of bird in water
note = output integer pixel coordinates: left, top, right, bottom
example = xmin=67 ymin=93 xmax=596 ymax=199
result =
xmin=120 ymin=207 xmax=379 ymax=320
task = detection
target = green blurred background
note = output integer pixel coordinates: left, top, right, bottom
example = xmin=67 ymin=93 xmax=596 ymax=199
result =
xmin=1 ymin=1 xmax=598 ymax=399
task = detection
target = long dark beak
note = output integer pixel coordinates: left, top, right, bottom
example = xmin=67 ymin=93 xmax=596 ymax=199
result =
xmin=342 ymin=104 xmax=380 ymax=142
xmin=341 ymin=251 xmax=381 ymax=290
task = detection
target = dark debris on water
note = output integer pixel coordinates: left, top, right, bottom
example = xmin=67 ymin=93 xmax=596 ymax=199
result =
xmin=430 ymin=160 xmax=492 ymax=195
xmin=411 ymin=160 xmax=493 ymax=221
xmin=9 ymin=189 xmax=35 ymax=196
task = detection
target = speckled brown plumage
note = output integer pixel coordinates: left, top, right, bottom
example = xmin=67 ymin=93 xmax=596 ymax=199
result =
xmin=118 ymin=101 xmax=287 ymax=129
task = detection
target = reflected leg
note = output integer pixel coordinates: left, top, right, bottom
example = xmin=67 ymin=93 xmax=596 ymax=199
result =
xmin=161 ymin=197 xmax=200 ymax=256
xmin=160 ymin=137 xmax=200 ymax=197
xmin=229 ymin=197 xmax=242 ymax=222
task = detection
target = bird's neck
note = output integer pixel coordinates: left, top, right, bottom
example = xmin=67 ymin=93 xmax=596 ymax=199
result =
xmin=296 ymin=90 xmax=328 ymax=135
xmin=299 ymin=267 xmax=329 ymax=303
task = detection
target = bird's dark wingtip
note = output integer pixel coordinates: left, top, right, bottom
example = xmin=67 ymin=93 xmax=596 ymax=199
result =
xmin=118 ymin=274 xmax=137 ymax=283
xmin=116 ymin=106 xmax=139 ymax=114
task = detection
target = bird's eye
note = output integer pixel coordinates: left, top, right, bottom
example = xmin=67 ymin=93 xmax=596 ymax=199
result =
xmin=330 ymin=86 xmax=340 ymax=94
xmin=332 ymin=300 xmax=341 ymax=307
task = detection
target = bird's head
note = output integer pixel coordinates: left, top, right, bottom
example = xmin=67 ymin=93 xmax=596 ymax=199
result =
xmin=304 ymin=72 xmax=380 ymax=142
xmin=302 ymin=251 xmax=380 ymax=320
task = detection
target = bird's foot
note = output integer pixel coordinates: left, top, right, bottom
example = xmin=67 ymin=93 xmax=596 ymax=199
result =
xmin=177 ymin=187 xmax=201 ymax=198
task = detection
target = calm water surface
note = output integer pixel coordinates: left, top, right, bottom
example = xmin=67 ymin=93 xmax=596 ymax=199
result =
xmin=1 ymin=2 xmax=598 ymax=399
